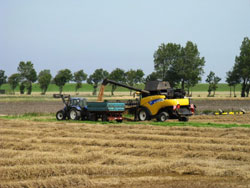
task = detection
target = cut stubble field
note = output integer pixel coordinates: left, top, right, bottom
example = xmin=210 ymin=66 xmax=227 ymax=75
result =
xmin=0 ymin=118 xmax=250 ymax=188
xmin=1 ymin=95 xmax=250 ymax=187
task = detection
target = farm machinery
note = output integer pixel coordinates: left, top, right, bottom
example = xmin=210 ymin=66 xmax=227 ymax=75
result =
xmin=102 ymin=79 xmax=195 ymax=122
xmin=214 ymin=109 xmax=246 ymax=115
xmin=54 ymin=94 xmax=125 ymax=122
xmin=54 ymin=79 xmax=195 ymax=122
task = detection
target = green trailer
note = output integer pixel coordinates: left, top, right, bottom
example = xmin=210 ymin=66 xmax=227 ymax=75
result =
xmin=86 ymin=102 xmax=125 ymax=122
xmin=87 ymin=102 xmax=125 ymax=112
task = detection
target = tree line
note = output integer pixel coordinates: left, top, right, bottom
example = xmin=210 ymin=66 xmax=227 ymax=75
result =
xmin=0 ymin=37 xmax=249 ymax=97
xmin=0 ymin=63 xmax=145 ymax=95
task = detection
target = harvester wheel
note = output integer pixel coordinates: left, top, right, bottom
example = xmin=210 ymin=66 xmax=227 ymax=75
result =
xmin=157 ymin=112 xmax=169 ymax=122
xmin=179 ymin=116 xmax=189 ymax=122
xmin=56 ymin=110 xmax=66 ymax=120
xmin=138 ymin=108 xmax=149 ymax=121
xmin=69 ymin=109 xmax=80 ymax=120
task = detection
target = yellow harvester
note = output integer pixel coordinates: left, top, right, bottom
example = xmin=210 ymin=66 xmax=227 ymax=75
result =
xmin=102 ymin=79 xmax=195 ymax=122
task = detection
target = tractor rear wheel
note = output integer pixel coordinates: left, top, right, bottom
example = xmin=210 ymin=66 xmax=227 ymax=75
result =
xmin=157 ymin=112 xmax=169 ymax=122
xmin=138 ymin=108 xmax=149 ymax=121
xmin=56 ymin=110 xmax=65 ymax=120
xmin=69 ymin=109 xmax=80 ymax=120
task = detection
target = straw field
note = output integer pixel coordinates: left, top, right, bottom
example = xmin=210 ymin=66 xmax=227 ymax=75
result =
xmin=0 ymin=118 xmax=250 ymax=188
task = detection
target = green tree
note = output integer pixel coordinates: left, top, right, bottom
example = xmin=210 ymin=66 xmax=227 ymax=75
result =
xmin=206 ymin=71 xmax=221 ymax=97
xmin=109 ymin=68 xmax=126 ymax=95
xmin=226 ymin=69 xmax=240 ymax=97
xmin=171 ymin=41 xmax=205 ymax=94
xmin=145 ymin=72 xmax=159 ymax=82
xmin=126 ymin=69 xmax=144 ymax=95
xmin=0 ymin=70 xmax=7 ymax=89
xmin=233 ymin=37 xmax=250 ymax=97
xmin=73 ymin=70 xmax=87 ymax=93
xmin=154 ymin=43 xmax=181 ymax=81
xmin=87 ymin=69 xmax=109 ymax=95
xmin=153 ymin=42 xmax=205 ymax=93
xmin=38 ymin=70 xmax=52 ymax=95
xmin=17 ymin=61 xmax=37 ymax=95
xmin=19 ymin=82 xmax=25 ymax=94
xmin=8 ymin=73 xmax=20 ymax=94
xmin=246 ymin=84 xmax=250 ymax=97
xmin=54 ymin=69 xmax=72 ymax=94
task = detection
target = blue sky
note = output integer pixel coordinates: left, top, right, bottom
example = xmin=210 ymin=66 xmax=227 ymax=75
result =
xmin=1 ymin=0 xmax=250 ymax=82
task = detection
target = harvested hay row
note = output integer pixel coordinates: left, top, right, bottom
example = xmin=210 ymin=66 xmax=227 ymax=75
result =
xmin=0 ymin=175 xmax=92 ymax=188
xmin=1 ymin=162 xmax=248 ymax=181
xmin=39 ymin=136 xmax=250 ymax=153
xmin=0 ymin=119 xmax=250 ymax=188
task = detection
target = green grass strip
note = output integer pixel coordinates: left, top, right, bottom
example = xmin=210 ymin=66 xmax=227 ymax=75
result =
xmin=1 ymin=113 xmax=250 ymax=128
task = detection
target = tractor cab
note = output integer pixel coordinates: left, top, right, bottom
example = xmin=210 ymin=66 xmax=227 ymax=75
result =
xmin=69 ymin=98 xmax=87 ymax=111
xmin=53 ymin=94 xmax=88 ymax=120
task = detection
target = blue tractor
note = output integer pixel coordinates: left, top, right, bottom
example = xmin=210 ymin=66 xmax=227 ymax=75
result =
xmin=54 ymin=94 xmax=87 ymax=120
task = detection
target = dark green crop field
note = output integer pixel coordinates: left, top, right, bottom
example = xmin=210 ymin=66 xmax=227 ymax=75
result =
xmin=0 ymin=83 xmax=242 ymax=93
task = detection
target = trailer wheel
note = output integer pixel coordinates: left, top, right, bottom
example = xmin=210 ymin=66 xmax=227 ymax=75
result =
xmin=69 ymin=109 xmax=80 ymax=120
xmin=89 ymin=113 xmax=98 ymax=121
xmin=138 ymin=108 xmax=149 ymax=121
xmin=179 ymin=117 xmax=189 ymax=122
xmin=56 ymin=110 xmax=65 ymax=120
xmin=102 ymin=114 xmax=108 ymax=122
xmin=157 ymin=112 xmax=169 ymax=122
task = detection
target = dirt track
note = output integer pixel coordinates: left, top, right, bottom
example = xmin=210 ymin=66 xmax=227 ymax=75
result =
xmin=0 ymin=119 xmax=250 ymax=188
xmin=1 ymin=99 xmax=250 ymax=115
xmin=0 ymin=101 xmax=63 ymax=115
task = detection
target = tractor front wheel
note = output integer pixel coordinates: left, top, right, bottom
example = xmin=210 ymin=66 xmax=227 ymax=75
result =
xmin=56 ymin=110 xmax=66 ymax=120
xmin=69 ymin=109 xmax=80 ymax=120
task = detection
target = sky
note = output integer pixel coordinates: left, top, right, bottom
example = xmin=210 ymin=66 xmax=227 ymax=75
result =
xmin=1 ymin=0 xmax=250 ymax=82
